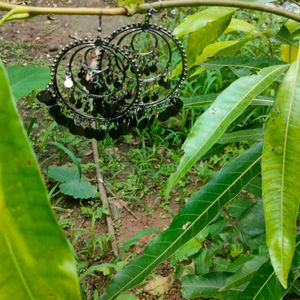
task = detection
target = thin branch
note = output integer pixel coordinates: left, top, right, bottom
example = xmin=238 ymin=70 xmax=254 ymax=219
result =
xmin=0 ymin=0 xmax=299 ymax=22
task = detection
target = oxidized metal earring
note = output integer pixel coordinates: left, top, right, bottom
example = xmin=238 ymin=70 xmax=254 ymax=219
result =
xmin=107 ymin=9 xmax=187 ymax=128
xmin=37 ymin=10 xmax=187 ymax=140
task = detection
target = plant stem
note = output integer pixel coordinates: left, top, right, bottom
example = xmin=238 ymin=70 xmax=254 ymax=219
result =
xmin=0 ymin=0 xmax=299 ymax=22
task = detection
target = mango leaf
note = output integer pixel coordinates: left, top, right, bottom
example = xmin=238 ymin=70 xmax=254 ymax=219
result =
xmin=262 ymin=48 xmax=300 ymax=288
xmin=100 ymin=143 xmax=263 ymax=300
xmin=201 ymin=56 xmax=284 ymax=71
xmin=220 ymin=255 xmax=268 ymax=291
xmin=174 ymin=7 xmax=236 ymax=37
xmin=174 ymin=7 xmax=236 ymax=66
xmin=240 ymin=239 xmax=300 ymax=299
xmin=244 ymin=175 xmax=262 ymax=198
xmin=0 ymin=61 xmax=81 ymax=299
xmin=194 ymin=36 xmax=253 ymax=66
xmin=182 ymin=272 xmax=232 ymax=299
xmin=166 ymin=64 xmax=288 ymax=195
xmin=218 ymin=128 xmax=264 ymax=144
xmin=6 ymin=64 xmax=50 ymax=101
xmin=224 ymin=18 xmax=259 ymax=34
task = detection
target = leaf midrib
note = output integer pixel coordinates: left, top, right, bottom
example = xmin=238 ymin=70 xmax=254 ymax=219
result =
xmin=279 ymin=56 xmax=300 ymax=278
xmin=4 ymin=232 xmax=35 ymax=300
xmin=108 ymin=156 xmax=262 ymax=299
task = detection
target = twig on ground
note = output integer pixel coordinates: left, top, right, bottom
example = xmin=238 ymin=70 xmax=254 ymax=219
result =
xmin=92 ymin=139 xmax=119 ymax=257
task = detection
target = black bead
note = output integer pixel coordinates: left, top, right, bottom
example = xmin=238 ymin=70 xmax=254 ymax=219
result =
xmin=54 ymin=114 xmax=70 ymax=126
xmin=37 ymin=90 xmax=56 ymax=106
xmin=113 ymin=81 xmax=122 ymax=89
xmin=149 ymin=65 xmax=157 ymax=73
xmin=75 ymin=101 xmax=83 ymax=109
xmin=143 ymin=95 xmax=150 ymax=103
xmin=158 ymin=110 xmax=170 ymax=122
xmin=108 ymin=127 xmax=121 ymax=139
xmin=68 ymin=122 xmax=84 ymax=136
xmin=144 ymin=68 xmax=150 ymax=76
xmin=151 ymin=94 xmax=159 ymax=101
xmin=137 ymin=118 xmax=149 ymax=130
xmin=49 ymin=105 xmax=61 ymax=117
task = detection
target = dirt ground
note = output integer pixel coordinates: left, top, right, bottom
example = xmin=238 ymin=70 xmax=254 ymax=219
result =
xmin=0 ymin=1 xmax=185 ymax=299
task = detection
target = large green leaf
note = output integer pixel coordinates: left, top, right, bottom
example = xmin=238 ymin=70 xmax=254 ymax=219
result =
xmin=262 ymin=49 xmax=300 ymax=288
xmin=174 ymin=7 xmax=236 ymax=66
xmin=47 ymin=165 xmax=97 ymax=199
xmin=240 ymin=239 xmax=300 ymax=299
xmin=182 ymin=272 xmax=232 ymax=299
xmin=7 ymin=64 xmax=50 ymax=101
xmin=218 ymin=128 xmax=264 ymax=144
xmin=174 ymin=7 xmax=236 ymax=37
xmin=221 ymin=255 xmax=268 ymax=291
xmin=166 ymin=65 xmax=288 ymax=195
xmin=100 ymin=143 xmax=263 ymax=300
xmin=0 ymin=61 xmax=81 ymax=299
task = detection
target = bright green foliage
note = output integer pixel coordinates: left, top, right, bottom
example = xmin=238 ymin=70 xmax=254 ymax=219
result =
xmin=47 ymin=165 xmax=97 ymax=199
xmin=182 ymin=272 xmax=231 ymax=299
xmin=7 ymin=64 xmax=50 ymax=101
xmin=174 ymin=8 xmax=236 ymax=65
xmin=166 ymin=65 xmax=288 ymax=196
xmin=241 ymin=239 xmax=300 ymax=299
xmin=100 ymin=143 xmax=262 ymax=299
xmin=117 ymin=0 xmax=144 ymax=12
xmin=0 ymin=61 xmax=81 ymax=299
xmin=262 ymin=48 xmax=300 ymax=288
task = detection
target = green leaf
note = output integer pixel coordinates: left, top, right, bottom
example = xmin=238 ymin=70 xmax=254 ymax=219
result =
xmin=240 ymin=239 xmax=300 ymax=299
xmin=6 ymin=64 xmax=50 ymax=101
xmin=47 ymin=165 xmax=80 ymax=182
xmin=115 ymin=228 xmax=160 ymax=262
xmin=60 ymin=179 xmax=97 ymax=200
xmin=0 ymin=61 xmax=81 ymax=299
xmin=194 ymin=37 xmax=253 ymax=66
xmin=174 ymin=7 xmax=236 ymax=65
xmin=48 ymin=165 xmax=96 ymax=199
xmin=240 ymin=262 xmax=285 ymax=300
xmin=218 ymin=128 xmax=264 ymax=144
xmin=116 ymin=295 xmax=139 ymax=300
xmin=224 ymin=18 xmax=259 ymax=34
xmin=244 ymin=175 xmax=262 ymax=198
xmin=182 ymin=272 xmax=231 ymax=299
xmin=167 ymin=65 xmax=288 ymax=195
xmin=237 ymin=200 xmax=265 ymax=239
xmin=174 ymin=7 xmax=236 ymax=37
xmin=262 ymin=49 xmax=300 ymax=288
xmin=221 ymin=255 xmax=268 ymax=291
xmin=201 ymin=56 xmax=284 ymax=71
xmin=49 ymin=141 xmax=82 ymax=179
xmin=100 ymin=143 xmax=263 ymax=299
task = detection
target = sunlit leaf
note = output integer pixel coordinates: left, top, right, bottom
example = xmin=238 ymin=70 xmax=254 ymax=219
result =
xmin=262 ymin=47 xmax=300 ymax=288
xmin=224 ymin=18 xmax=259 ymax=34
xmin=167 ymin=65 xmax=288 ymax=195
xmin=0 ymin=61 xmax=81 ymax=299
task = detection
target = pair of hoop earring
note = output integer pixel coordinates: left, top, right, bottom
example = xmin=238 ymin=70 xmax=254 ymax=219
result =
xmin=37 ymin=10 xmax=187 ymax=140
